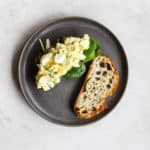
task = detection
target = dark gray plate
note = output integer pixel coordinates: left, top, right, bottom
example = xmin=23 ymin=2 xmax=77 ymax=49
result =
xmin=18 ymin=17 xmax=128 ymax=126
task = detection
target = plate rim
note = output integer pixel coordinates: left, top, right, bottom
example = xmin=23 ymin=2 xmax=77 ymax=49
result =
xmin=18 ymin=16 xmax=129 ymax=126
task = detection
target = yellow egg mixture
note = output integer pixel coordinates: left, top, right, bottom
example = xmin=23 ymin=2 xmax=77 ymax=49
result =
xmin=36 ymin=34 xmax=90 ymax=91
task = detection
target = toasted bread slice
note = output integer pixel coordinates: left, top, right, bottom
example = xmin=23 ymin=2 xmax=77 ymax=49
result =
xmin=74 ymin=54 xmax=119 ymax=119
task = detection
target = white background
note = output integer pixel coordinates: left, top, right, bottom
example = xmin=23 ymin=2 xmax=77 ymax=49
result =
xmin=0 ymin=0 xmax=150 ymax=149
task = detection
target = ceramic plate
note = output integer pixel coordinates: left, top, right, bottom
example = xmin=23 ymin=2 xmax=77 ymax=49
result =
xmin=18 ymin=17 xmax=128 ymax=126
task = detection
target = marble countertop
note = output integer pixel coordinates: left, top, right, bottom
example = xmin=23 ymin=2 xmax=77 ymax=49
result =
xmin=0 ymin=0 xmax=150 ymax=149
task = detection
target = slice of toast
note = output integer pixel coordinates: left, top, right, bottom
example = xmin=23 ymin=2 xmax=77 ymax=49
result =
xmin=74 ymin=54 xmax=119 ymax=119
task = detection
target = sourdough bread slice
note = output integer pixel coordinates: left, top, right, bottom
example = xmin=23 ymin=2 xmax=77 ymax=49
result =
xmin=74 ymin=54 xmax=119 ymax=119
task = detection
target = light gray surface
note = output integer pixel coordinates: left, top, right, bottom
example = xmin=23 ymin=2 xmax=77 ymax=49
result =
xmin=0 ymin=0 xmax=149 ymax=149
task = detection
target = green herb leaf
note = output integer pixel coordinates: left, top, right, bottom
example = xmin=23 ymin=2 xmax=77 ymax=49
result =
xmin=83 ymin=39 xmax=101 ymax=62
xmin=39 ymin=38 xmax=46 ymax=53
xmin=95 ymin=47 xmax=101 ymax=56
xmin=63 ymin=63 xmax=86 ymax=78
xmin=46 ymin=38 xmax=51 ymax=50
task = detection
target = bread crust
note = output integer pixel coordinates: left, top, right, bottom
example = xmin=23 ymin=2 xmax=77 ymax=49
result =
xmin=74 ymin=54 xmax=119 ymax=119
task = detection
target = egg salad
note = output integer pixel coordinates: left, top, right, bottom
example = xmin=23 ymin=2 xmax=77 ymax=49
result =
xmin=36 ymin=34 xmax=90 ymax=91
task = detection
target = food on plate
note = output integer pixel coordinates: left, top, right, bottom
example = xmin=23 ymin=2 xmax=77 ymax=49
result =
xmin=35 ymin=33 xmax=120 ymax=119
xmin=74 ymin=55 xmax=119 ymax=119
xmin=36 ymin=34 xmax=100 ymax=91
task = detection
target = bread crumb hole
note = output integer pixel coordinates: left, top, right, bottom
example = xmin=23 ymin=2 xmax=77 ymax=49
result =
xmin=92 ymin=107 xmax=96 ymax=111
xmin=107 ymin=84 xmax=111 ymax=89
xmin=96 ymin=71 xmax=101 ymax=75
xmin=100 ymin=62 xmax=105 ymax=67
xmin=103 ymin=71 xmax=107 ymax=76
xmin=84 ymin=95 xmax=87 ymax=99
xmin=95 ymin=77 xmax=100 ymax=80
xmin=109 ymin=79 xmax=112 ymax=83
xmin=106 ymin=63 xmax=112 ymax=70
xmin=82 ymin=110 xmax=87 ymax=114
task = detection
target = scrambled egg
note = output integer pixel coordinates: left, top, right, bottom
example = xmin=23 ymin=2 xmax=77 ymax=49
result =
xmin=36 ymin=34 xmax=90 ymax=91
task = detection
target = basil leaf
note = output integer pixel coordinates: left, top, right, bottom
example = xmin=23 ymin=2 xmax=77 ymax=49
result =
xmin=83 ymin=39 xmax=100 ymax=62
xmin=63 ymin=63 xmax=86 ymax=78
xmin=95 ymin=48 xmax=101 ymax=57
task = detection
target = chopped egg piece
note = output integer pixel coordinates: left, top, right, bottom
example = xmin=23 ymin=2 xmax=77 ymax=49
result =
xmin=55 ymin=53 xmax=66 ymax=64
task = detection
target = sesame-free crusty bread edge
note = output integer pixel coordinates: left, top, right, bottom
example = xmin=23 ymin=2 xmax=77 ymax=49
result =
xmin=74 ymin=54 xmax=119 ymax=119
